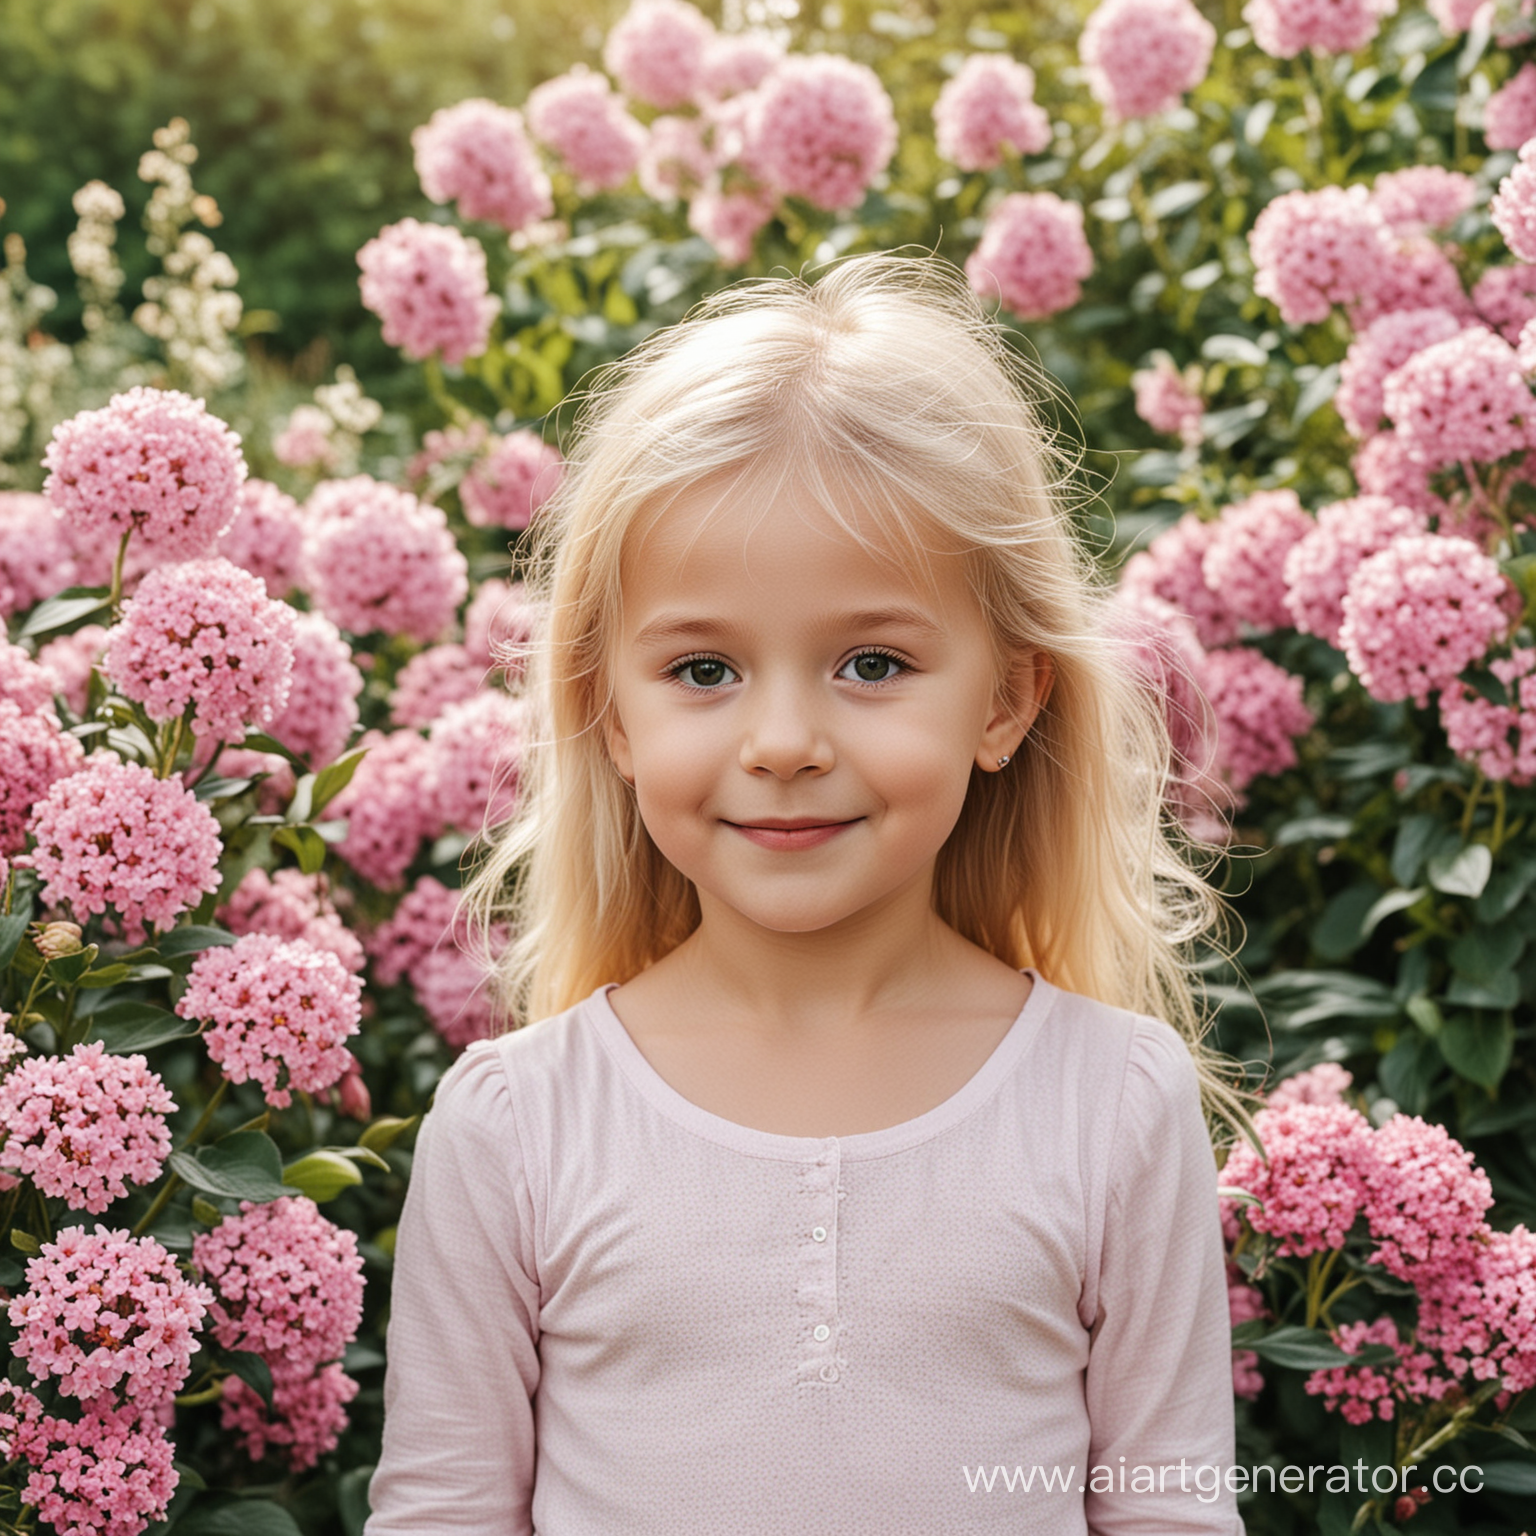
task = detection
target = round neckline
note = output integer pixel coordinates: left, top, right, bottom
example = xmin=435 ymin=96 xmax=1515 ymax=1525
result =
xmin=587 ymin=969 xmax=1057 ymax=1162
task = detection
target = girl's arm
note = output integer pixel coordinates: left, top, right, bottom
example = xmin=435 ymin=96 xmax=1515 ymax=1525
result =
xmin=365 ymin=1044 xmax=541 ymax=1535
xmin=1083 ymin=1019 xmax=1245 ymax=1535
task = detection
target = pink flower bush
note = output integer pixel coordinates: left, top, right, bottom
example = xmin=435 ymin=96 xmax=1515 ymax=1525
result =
xmin=464 ymin=577 xmax=537 ymax=677
xmin=745 ymin=55 xmax=897 ymax=212
xmin=966 ymin=192 xmax=1094 ymax=319
xmin=688 ymin=186 xmax=777 ymax=264
xmin=1472 ymin=262 xmax=1536 ymax=342
xmin=1079 ymin=0 xmax=1217 ymax=120
xmin=1228 ymin=1269 xmax=1267 ymax=1399
xmin=932 ymin=54 xmax=1051 ymax=171
xmin=368 ymin=875 xmax=463 ymax=986
xmin=1492 ymin=140 xmax=1536 ymax=263
xmin=273 ymin=405 xmax=338 ymax=471
xmin=1439 ymin=647 xmax=1536 ymax=782
xmin=1198 ymin=645 xmax=1314 ymax=794
xmin=1202 ymin=489 xmax=1313 ymax=633
xmin=22 ymin=757 xmax=222 ymax=943
xmin=1120 ymin=513 xmax=1240 ymax=649
xmin=1132 ymin=357 xmax=1204 ymax=446
xmin=1348 ymin=236 xmax=1474 ymax=328
xmin=1219 ymin=1102 xmax=1376 ymax=1256
xmin=1249 ymin=185 xmax=1390 ymax=325
xmin=1380 ymin=325 xmax=1536 ymax=469
xmin=219 ymin=866 xmax=365 ymax=974
xmin=0 ymin=1042 xmax=173 ymax=1214
xmin=35 ymin=624 xmax=108 ymax=718
xmin=1352 ymin=430 xmax=1446 ymax=519
xmin=460 ymin=429 xmax=564 ymax=529
xmin=428 ymin=692 xmax=525 ymax=834
xmin=1417 ymin=1225 xmax=1536 ymax=1393
xmin=1243 ymin=0 xmax=1397 ymax=58
xmin=526 ymin=68 xmax=647 ymax=192
xmin=390 ymin=644 xmax=484 ymax=728
xmin=357 ymin=218 xmax=498 ymax=366
xmin=0 ymin=700 xmax=84 ymax=855
xmin=1282 ymin=494 xmax=1427 ymax=648
xmin=305 ymin=476 xmax=469 ymax=643
xmin=1484 ymin=61 xmax=1536 ymax=151
xmin=330 ymin=728 xmax=442 ymax=888
xmin=6 ymin=1397 xmax=179 ymax=1536
xmin=1370 ymin=166 xmax=1477 ymax=234
xmin=0 ymin=492 xmax=74 ymax=619
xmin=697 ymin=31 xmax=782 ymax=100
xmin=411 ymin=942 xmax=501 ymax=1048
xmin=1334 ymin=308 xmax=1465 ymax=439
xmin=218 ymin=479 xmax=307 ymax=599
xmin=1305 ymin=1317 xmax=1452 ymax=1424
xmin=1363 ymin=1115 xmax=1494 ymax=1283
xmin=7 ymin=1226 xmax=211 ymax=1404
xmin=1266 ymin=1062 xmax=1354 ymax=1109
xmin=1339 ymin=534 xmax=1511 ymax=705
xmin=104 ymin=558 xmax=298 ymax=745
xmin=413 ymin=99 xmax=553 ymax=233
xmin=221 ymin=1361 xmax=361 ymax=1472
xmin=0 ymin=641 xmax=56 ymax=714
xmin=176 ymin=933 xmax=362 ymax=1108
xmin=603 ymin=0 xmax=714 ymax=109
xmin=638 ymin=115 xmax=717 ymax=201
xmin=265 ymin=611 xmax=365 ymax=767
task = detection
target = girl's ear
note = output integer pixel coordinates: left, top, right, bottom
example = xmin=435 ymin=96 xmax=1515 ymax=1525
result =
xmin=604 ymin=708 xmax=637 ymax=786
xmin=976 ymin=649 xmax=1055 ymax=773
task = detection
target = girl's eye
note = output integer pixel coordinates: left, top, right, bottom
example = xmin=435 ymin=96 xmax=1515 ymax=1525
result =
xmin=669 ymin=656 xmax=737 ymax=690
xmin=839 ymin=651 xmax=907 ymax=685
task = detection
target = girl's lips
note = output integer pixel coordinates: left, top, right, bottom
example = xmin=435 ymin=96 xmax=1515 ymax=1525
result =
xmin=725 ymin=820 xmax=860 ymax=851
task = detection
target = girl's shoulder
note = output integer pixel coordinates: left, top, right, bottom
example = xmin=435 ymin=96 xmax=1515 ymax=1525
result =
xmin=1031 ymin=977 xmax=1199 ymax=1098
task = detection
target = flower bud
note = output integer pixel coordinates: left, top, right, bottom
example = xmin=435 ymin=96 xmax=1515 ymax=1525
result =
xmin=336 ymin=1064 xmax=372 ymax=1122
xmin=1410 ymin=1486 xmax=1431 ymax=1506
xmin=1394 ymin=1496 xmax=1419 ymax=1522
xmin=32 ymin=921 xmax=83 ymax=960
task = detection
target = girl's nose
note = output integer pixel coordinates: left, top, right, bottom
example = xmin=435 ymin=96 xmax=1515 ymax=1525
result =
xmin=738 ymin=675 xmax=834 ymax=779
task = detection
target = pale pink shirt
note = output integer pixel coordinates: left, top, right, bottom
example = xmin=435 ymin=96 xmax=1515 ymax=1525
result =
xmin=366 ymin=970 xmax=1244 ymax=1535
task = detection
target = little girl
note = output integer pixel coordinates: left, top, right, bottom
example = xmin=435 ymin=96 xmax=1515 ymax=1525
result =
xmin=365 ymin=254 xmax=1248 ymax=1535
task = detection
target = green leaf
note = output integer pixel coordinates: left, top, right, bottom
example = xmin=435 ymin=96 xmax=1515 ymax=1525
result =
xmin=1200 ymin=333 xmax=1268 ymax=367
xmin=1379 ymin=1033 xmax=1442 ymax=1115
xmin=1476 ymin=850 xmax=1536 ymax=921
xmin=1292 ymin=363 xmax=1340 ymax=427
xmin=192 ymin=776 xmax=257 ymax=803
xmin=1391 ymin=816 xmax=1442 ymax=887
xmin=1447 ymin=922 xmax=1525 ymax=983
xmin=0 ymin=1257 xmax=22 ymax=1287
xmin=241 ymin=730 xmax=311 ymax=772
xmin=358 ymin=1115 xmax=418 ymax=1154
xmin=170 ymin=1499 xmax=305 ymax=1536
xmin=1427 ymin=843 xmax=1493 ymax=899
xmin=337 ymin=1466 xmax=374 ymax=1536
xmin=1437 ymin=1011 xmax=1515 ymax=1090
xmin=272 ymin=824 xmax=328 ymax=874
xmin=84 ymin=1002 xmax=201 ymax=1054
xmin=0 ymin=908 xmax=34 ymax=970
xmin=76 ymin=963 xmax=133 ymax=989
xmin=169 ymin=1132 xmax=288 ymax=1204
xmin=1445 ymin=972 xmax=1519 ymax=1009
xmin=226 ymin=1350 xmax=274 ymax=1409
xmin=1244 ymin=1325 xmax=1371 ymax=1370
xmin=1405 ymin=996 xmax=1442 ymax=1037
xmin=1311 ymin=883 xmax=1380 ymax=962
xmin=312 ymin=746 xmax=369 ymax=814
xmin=1147 ymin=179 xmax=1209 ymax=219
xmin=172 ymin=1461 xmax=208 ymax=1491
xmin=17 ymin=588 xmax=112 ymax=639
xmin=191 ymin=1197 xmax=223 ymax=1226
xmin=1360 ymin=888 xmax=1425 ymax=942
xmin=282 ymin=1150 xmax=364 ymax=1203
xmin=1273 ymin=815 xmax=1353 ymax=848
xmin=1480 ymin=1460 xmax=1536 ymax=1495
xmin=9 ymin=1228 xmax=39 ymax=1254
xmin=157 ymin=926 xmax=238 ymax=960
xmin=45 ymin=945 xmax=100 ymax=985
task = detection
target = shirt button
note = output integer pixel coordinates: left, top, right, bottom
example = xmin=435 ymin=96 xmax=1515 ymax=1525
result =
xmin=813 ymin=1324 xmax=831 ymax=1341
xmin=819 ymin=1364 xmax=840 ymax=1383
xmin=812 ymin=1226 xmax=827 ymax=1242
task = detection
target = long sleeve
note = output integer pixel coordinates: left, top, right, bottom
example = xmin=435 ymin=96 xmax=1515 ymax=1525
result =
xmin=365 ymin=1042 xmax=542 ymax=1536
xmin=1082 ymin=1019 xmax=1243 ymax=1535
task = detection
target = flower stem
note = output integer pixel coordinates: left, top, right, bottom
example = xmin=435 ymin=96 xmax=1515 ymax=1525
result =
xmin=108 ymin=530 xmax=132 ymax=614
xmin=1460 ymin=769 xmax=1485 ymax=842
xmin=132 ymin=1078 xmax=230 ymax=1238
xmin=180 ymin=1077 xmax=230 ymax=1150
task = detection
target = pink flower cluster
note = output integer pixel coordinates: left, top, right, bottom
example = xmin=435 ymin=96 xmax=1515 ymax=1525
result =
xmin=1197 ymin=645 xmax=1314 ymax=793
xmin=1339 ymin=534 xmax=1511 ymax=705
xmin=1305 ymin=1317 xmax=1452 ymax=1424
xmin=8 ymin=1226 xmax=211 ymax=1405
xmin=1079 ymin=0 xmax=1217 ymax=120
xmin=1416 ymin=1224 xmax=1536 ymax=1394
xmin=2 ymin=640 xmax=59 ymax=715
xmin=697 ymin=31 xmax=782 ymax=100
xmin=1120 ymin=513 xmax=1239 ymax=649
xmin=219 ymin=866 xmax=365 ymax=973
xmin=1494 ymin=139 xmax=1536 ymax=264
xmin=413 ymin=98 xmax=553 ymax=233
xmin=1265 ymin=1061 xmax=1353 ymax=1110
xmin=22 ymin=756 xmax=223 ymax=944
xmin=1439 ymin=647 xmax=1536 ymax=783
xmin=639 ymin=115 xmax=716 ymax=201
xmin=330 ymin=729 xmax=441 ymax=888
xmin=1243 ymin=0 xmax=1397 ymax=59
xmin=176 ymin=933 xmax=363 ymax=1108
xmin=0 ymin=699 xmax=84 ymax=855
xmin=1250 ymin=185 xmax=1390 ymax=325
xmin=461 ymin=429 xmax=565 ymax=529
xmin=1203 ymin=490 xmax=1313 ymax=633
xmin=35 ymin=624 xmax=108 ymax=718
xmin=688 ymin=187 xmax=777 ymax=263
xmin=966 ymin=192 xmax=1094 ymax=319
xmin=0 ymin=1042 xmax=173 ymax=1213
xmin=390 ymin=644 xmax=484 ymax=728
xmin=527 ymin=68 xmax=647 ymax=192
xmin=1485 ymin=62 xmax=1536 ymax=152
xmin=932 ymin=54 xmax=1050 ymax=171
xmin=104 ymin=558 xmax=297 ymax=745
xmin=1282 ymin=495 xmax=1427 ymax=648
xmin=306 ymin=476 xmax=469 ymax=643
xmin=1472 ymin=263 xmax=1536 ymax=342
xmin=42 ymin=387 xmax=247 ymax=562
xmin=357 ymin=218 xmax=499 ymax=366
xmin=604 ymin=0 xmax=714 ymax=109
xmin=0 ymin=492 xmax=75 ymax=620
xmin=265 ymin=610 xmax=365 ymax=767
xmin=745 ymin=54 xmax=897 ymax=212
xmin=1131 ymin=357 xmax=1204 ymax=446
xmin=464 ymin=577 xmax=537 ymax=677
xmin=194 ymin=1197 xmax=365 ymax=1470
xmin=218 ymin=479 xmax=307 ymax=599
xmin=1370 ymin=166 xmax=1476 ymax=235
xmin=1335 ymin=307 xmax=1465 ymax=439
xmin=428 ymin=692 xmax=525 ymax=834
xmin=1348 ymin=235 xmax=1472 ymax=330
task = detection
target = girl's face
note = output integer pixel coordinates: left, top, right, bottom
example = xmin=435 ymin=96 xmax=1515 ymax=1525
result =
xmin=605 ymin=470 xmax=1047 ymax=937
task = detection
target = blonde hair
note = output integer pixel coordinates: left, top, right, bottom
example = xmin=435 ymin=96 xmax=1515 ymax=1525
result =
xmin=461 ymin=252 xmax=1251 ymax=1142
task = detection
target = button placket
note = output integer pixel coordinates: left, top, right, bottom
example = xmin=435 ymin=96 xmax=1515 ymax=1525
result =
xmin=794 ymin=1139 xmax=845 ymax=1385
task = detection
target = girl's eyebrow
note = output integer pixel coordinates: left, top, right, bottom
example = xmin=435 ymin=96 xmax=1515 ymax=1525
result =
xmin=630 ymin=606 xmax=947 ymax=648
